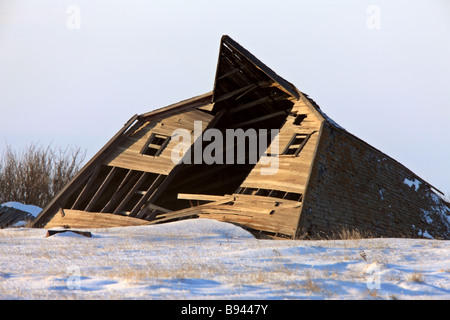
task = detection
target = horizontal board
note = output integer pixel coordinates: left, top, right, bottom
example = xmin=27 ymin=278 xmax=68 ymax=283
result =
xmin=177 ymin=193 xmax=234 ymax=202
xmin=45 ymin=209 xmax=150 ymax=229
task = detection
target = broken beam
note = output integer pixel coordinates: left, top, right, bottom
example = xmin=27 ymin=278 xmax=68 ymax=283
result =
xmin=177 ymin=193 xmax=233 ymax=202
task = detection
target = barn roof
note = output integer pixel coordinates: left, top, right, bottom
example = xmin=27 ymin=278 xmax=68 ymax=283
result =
xmin=213 ymin=35 xmax=299 ymax=102
xmin=0 ymin=205 xmax=34 ymax=228
xmin=30 ymin=35 xmax=448 ymax=239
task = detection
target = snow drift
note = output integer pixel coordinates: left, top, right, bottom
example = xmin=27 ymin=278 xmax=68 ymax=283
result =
xmin=0 ymin=217 xmax=449 ymax=299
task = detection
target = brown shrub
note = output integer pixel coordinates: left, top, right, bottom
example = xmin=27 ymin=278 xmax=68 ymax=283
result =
xmin=0 ymin=143 xmax=85 ymax=208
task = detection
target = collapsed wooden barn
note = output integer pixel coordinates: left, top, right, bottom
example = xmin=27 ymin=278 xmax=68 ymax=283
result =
xmin=32 ymin=35 xmax=450 ymax=239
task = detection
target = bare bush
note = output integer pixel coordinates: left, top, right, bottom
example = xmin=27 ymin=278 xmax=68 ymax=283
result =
xmin=0 ymin=143 xmax=86 ymax=208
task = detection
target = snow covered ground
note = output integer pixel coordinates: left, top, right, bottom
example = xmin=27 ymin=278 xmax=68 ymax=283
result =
xmin=0 ymin=218 xmax=449 ymax=300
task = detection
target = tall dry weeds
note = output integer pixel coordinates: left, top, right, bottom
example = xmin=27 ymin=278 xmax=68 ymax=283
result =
xmin=0 ymin=142 xmax=86 ymax=208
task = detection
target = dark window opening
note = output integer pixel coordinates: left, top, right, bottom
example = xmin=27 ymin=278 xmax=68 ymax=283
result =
xmin=282 ymin=133 xmax=309 ymax=156
xmin=284 ymin=192 xmax=303 ymax=201
xmin=256 ymin=189 xmax=271 ymax=196
xmin=293 ymin=114 xmax=307 ymax=125
xmin=142 ymin=133 xmax=170 ymax=156
xmin=241 ymin=187 xmax=258 ymax=195
xmin=236 ymin=187 xmax=302 ymax=202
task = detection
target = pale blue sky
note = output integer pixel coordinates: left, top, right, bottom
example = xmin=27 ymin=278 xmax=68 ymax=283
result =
xmin=1 ymin=0 xmax=449 ymax=194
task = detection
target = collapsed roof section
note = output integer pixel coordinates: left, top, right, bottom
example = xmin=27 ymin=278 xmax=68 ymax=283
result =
xmin=34 ymin=36 xmax=322 ymax=236
xmin=31 ymin=35 xmax=450 ymax=240
xmin=213 ymin=35 xmax=299 ymax=105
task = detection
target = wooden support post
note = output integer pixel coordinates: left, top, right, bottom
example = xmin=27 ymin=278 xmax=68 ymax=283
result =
xmin=70 ymin=167 xmax=101 ymax=210
xmin=227 ymin=96 xmax=271 ymax=114
xmin=100 ymin=170 xmax=137 ymax=213
xmin=294 ymin=133 xmax=313 ymax=157
xmin=129 ymin=174 xmax=165 ymax=218
xmin=217 ymin=67 xmax=243 ymax=80
xmin=146 ymin=203 xmax=172 ymax=214
xmin=214 ymin=83 xmax=257 ymax=103
xmin=84 ymin=166 xmax=118 ymax=212
xmin=113 ymin=172 xmax=149 ymax=215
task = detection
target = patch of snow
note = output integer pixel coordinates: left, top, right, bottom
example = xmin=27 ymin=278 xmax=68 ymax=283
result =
xmin=422 ymin=230 xmax=434 ymax=239
xmin=11 ymin=220 xmax=28 ymax=228
xmin=403 ymin=178 xmax=421 ymax=191
xmin=429 ymin=192 xmax=441 ymax=205
xmin=379 ymin=188 xmax=385 ymax=200
xmin=0 ymin=218 xmax=449 ymax=300
xmin=417 ymin=229 xmax=434 ymax=239
xmin=1 ymin=202 xmax=42 ymax=217
xmin=424 ymin=191 xmax=450 ymax=231
xmin=421 ymin=209 xmax=434 ymax=224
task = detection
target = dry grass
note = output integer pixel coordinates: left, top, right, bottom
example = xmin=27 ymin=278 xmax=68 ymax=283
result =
xmin=302 ymin=226 xmax=376 ymax=240
xmin=0 ymin=142 xmax=85 ymax=208
xmin=335 ymin=227 xmax=374 ymax=240
xmin=302 ymin=271 xmax=323 ymax=294
xmin=406 ymin=272 xmax=425 ymax=283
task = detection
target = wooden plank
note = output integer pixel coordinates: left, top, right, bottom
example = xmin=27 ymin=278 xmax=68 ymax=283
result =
xmin=138 ymin=92 xmax=213 ymax=121
xmin=198 ymin=208 xmax=298 ymax=234
xmin=146 ymin=194 xmax=301 ymax=238
xmin=146 ymin=203 xmax=172 ymax=214
xmin=232 ymin=193 xmax=300 ymax=205
xmin=294 ymin=132 xmax=314 ymax=157
xmin=107 ymin=151 xmax=174 ymax=175
xmin=214 ymin=83 xmax=257 ymax=103
xmin=150 ymin=210 xmax=200 ymax=224
xmin=196 ymin=103 xmax=215 ymax=112
xmin=177 ymin=193 xmax=234 ymax=202
xmin=44 ymin=209 xmax=150 ymax=229
xmin=147 ymin=197 xmax=236 ymax=222
xmin=198 ymin=212 xmax=296 ymax=237
xmin=217 ymin=67 xmax=244 ymax=80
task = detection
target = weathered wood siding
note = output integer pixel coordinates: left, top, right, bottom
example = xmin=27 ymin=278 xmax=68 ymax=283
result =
xmin=299 ymin=123 xmax=450 ymax=239
xmin=240 ymin=97 xmax=322 ymax=194
xmin=199 ymin=194 xmax=302 ymax=237
xmin=105 ymin=109 xmax=213 ymax=174
xmin=205 ymin=96 xmax=324 ymax=238
xmin=148 ymin=194 xmax=302 ymax=238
